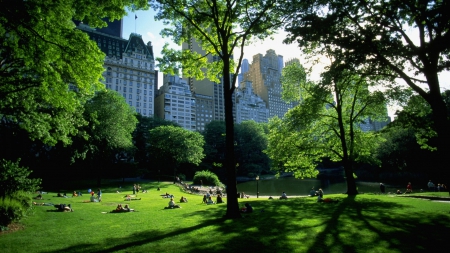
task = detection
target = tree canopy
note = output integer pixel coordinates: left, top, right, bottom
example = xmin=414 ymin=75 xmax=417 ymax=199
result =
xmin=148 ymin=125 xmax=205 ymax=180
xmin=133 ymin=115 xmax=180 ymax=171
xmin=284 ymin=0 xmax=450 ymax=183
xmin=0 ymin=0 xmax=147 ymax=146
xmin=235 ymin=121 xmax=270 ymax=177
xmin=266 ymin=61 xmax=387 ymax=194
xmin=71 ymin=90 xmax=138 ymax=184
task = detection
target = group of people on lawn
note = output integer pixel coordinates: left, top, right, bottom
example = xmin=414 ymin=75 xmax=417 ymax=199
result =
xmin=201 ymin=192 xmax=224 ymax=205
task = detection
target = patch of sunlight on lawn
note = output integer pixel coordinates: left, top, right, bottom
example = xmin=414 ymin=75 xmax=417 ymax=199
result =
xmin=245 ymin=226 xmax=259 ymax=232
xmin=369 ymin=241 xmax=403 ymax=253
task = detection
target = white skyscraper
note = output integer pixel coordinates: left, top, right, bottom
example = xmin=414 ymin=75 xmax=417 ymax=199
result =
xmin=155 ymin=74 xmax=196 ymax=130
xmin=233 ymin=81 xmax=269 ymax=123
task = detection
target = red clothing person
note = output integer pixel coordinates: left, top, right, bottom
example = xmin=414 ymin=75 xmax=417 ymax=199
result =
xmin=406 ymin=182 xmax=412 ymax=193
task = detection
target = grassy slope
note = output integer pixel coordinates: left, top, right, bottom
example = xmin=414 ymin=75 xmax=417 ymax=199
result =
xmin=1 ymin=182 xmax=449 ymax=253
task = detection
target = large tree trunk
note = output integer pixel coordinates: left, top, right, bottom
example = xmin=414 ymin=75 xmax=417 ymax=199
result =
xmin=222 ymin=58 xmax=241 ymax=219
xmin=423 ymin=73 xmax=450 ymax=194
xmin=343 ymin=160 xmax=358 ymax=195
xmin=428 ymin=93 xmax=450 ymax=194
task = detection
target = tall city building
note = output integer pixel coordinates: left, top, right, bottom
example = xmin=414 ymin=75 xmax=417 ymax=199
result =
xmin=155 ymin=74 xmax=196 ymax=130
xmin=359 ymin=105 xmax=392 ymax=132
xmin=233 ymin=81 xmax=269 ymax=123
xmin=182 ymin=38 xmax=224 ymax=131
xmin=359 ymin=117 xmax=391 ymax=132
xmin=77 ymin=23 xmax=157 ymax=116
xmin=244 ymin=49 xmax=295 ymax=119
xmin=237 ymin=59 xmax=249 ymax=85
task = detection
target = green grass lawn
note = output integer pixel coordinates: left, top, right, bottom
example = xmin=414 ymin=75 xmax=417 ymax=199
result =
xmin=1 ymin=181 xmax=449 ymax=253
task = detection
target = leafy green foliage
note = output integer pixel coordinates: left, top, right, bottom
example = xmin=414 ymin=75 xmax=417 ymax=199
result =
xmin=0 ymin=159 xmax=41 ymax=199
xmin=285 ymin=0 xmax=450 ymax=174
xmin=133 ymin=115 xmax=180 ymax=170
xmin=192 ymin=170 xmax=223 ymax=187
xmin=235 ymin=121 xmax=270 ymax=177
xmin=83 ymin=91 xmax=137 ymax=153
xmin=148 ymin=125 xmax=205 ymax=171
xmin=67 ymin=90 xmax=137 ymax=183
xmin=374 ymin=91 xmax=450 ymax=179
xmin=202 ymin=121 xmax=227 ymax=169
xmin=266 ymin=62 xmax=387 ymax=194
xmin=0 ymin=191 xmax=33 ymax=230
xmin=0 ymin=0 xmax=148 ymax=157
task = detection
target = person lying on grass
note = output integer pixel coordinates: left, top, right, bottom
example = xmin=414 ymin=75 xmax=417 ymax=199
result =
xmin=54 ymin=204 xmax=73 ymax=212
xmin=164 ymin=198 xmax=181 ymax=209
xmin=161 ymin=192 xmax=173 ymax=198
xmin=124 ymin=195 xmax=141 ymax=201
xmin=111 ymin=204 xmax=135 ymax=212
xmin=33 ymin=202 xmax=54 ymax=206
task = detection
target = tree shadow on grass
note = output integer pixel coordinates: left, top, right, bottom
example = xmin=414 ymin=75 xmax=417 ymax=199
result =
xmin=41 ymin=196 xmax=450 ymax=253
xmin=305 ymin=195 xmax=450 ymax=253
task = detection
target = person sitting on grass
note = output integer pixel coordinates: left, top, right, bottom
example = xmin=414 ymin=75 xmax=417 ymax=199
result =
xmin=309 ymin=188 xmax=317 ymax=197
xmin=206 ymin=196 xmax=215 ymax=205
xmin=406 ymin=182 xmax=413 ymax=193
xmin=240 ymin=192 xmax=249 ymax=199
xmin=317 ymin=188 xmax=324 ymax=202
xmin=280 ymin=192 xmax=288 ymax=200
xmin=165 ymin=198 xmax=181 ymax=209
xmin=202 ymin=194 xmax=207 ymax=203
xmin=122 ymin=204 xmax=135 ymax=212
xmin=216 ymin=194 xmax=224 ymax=204
xmin=90 ymin=194 xmax=98 ymax=202
xmin=72 ymin=191 xmax=78 ymax=197
xmin=240 ymin=203 xmax=253 ymax=213
xmin=180 ymin=196 xmax=188 ymax=203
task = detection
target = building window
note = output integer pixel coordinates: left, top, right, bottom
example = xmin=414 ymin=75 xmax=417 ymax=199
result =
xmin=129 ymin=94 xmax=132 ymax=99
